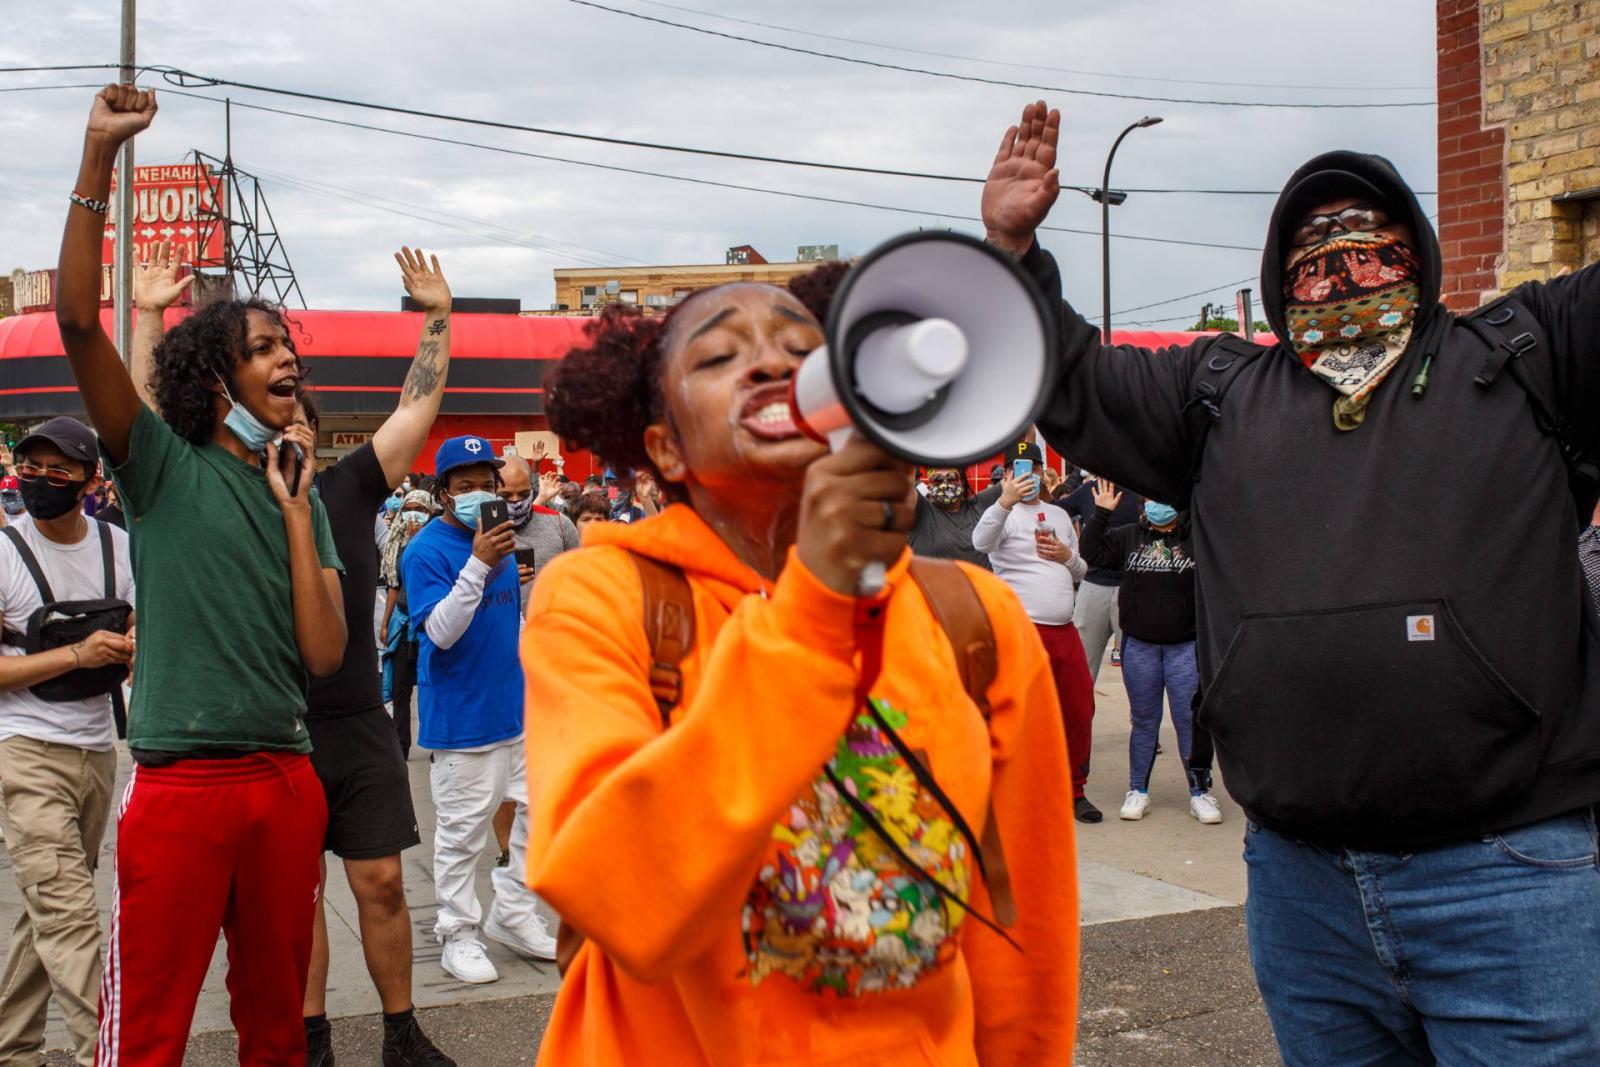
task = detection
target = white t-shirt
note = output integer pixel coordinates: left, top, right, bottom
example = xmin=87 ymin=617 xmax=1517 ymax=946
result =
xmin=971 ymin=499 xmax=1088 ymax=626
xmin=0 ymin=515 xmax=134 ymax=751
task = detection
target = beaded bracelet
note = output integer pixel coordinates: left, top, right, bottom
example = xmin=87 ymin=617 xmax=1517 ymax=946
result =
xmin=70 ymin=191 xmax=109 ymax=215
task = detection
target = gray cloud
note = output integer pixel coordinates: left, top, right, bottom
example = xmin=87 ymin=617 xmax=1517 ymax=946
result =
xmin=2 ymin=0 xmax=1436 ymax=324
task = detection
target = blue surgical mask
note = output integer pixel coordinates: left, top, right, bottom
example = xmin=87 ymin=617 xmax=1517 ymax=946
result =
xmin=449 ymin=490 xmax=499 ymax=530
xmin=217 ymin=377 xmax=276 ymax=452
xmin=1144 ymin=502 xmax=1178 ymax=527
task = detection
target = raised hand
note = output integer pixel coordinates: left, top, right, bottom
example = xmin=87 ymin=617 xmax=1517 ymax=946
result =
xmin=535 ymin=470 xmax=562 ymax=507
xmin=133 ymin=240 xmax=194 ymax=312
xmin=981 ymin=100 xmax=1061 ymax=258
xmin=395 ymin=247 xmax=451 ymax=314
xmin=86 ymin=84 xmax=157 ymax=146
xmin=1092 ymin=477 xmax=1123 ymax=512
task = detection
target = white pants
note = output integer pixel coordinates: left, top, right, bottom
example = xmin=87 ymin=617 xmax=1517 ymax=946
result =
xmin=1073 ymin=580 xmax=1122 ymax=683
xmin=428 ymin=738 xmax=541 ymax=940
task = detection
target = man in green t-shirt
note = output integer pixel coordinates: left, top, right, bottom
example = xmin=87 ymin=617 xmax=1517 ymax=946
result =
xmin=57 ymin=85 xmax=347 ymax=1063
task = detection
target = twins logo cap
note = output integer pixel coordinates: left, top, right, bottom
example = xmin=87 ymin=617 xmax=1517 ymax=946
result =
xmin=434 ymin=435 xmax=506 ymax=481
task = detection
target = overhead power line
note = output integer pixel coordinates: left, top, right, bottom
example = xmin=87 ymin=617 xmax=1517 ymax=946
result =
xmin=158 ymin=87 xmax=1261 ymax=254
xmin=626 ymin=0 xmax=1434 ymax=92
xmin=0 ymin=68 xmax=1441 ymax=196
xmin=1113 ymin=276 xmax=1257 ymax=316
xmin=566 ymin=0 xmax=1436 ymax=110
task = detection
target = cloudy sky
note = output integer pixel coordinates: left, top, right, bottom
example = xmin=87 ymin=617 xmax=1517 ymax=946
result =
xmin=3 ymin=0 xmax=1436 ymax=328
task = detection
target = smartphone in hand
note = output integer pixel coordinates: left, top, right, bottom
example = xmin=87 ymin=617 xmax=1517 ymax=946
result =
xmin=272 ymin=439 xmax=304 ymax=497
xmin=479 ymin=498 xmax=511 ymax=531
xmin=514 ymin=548 xmax=538 ymax=569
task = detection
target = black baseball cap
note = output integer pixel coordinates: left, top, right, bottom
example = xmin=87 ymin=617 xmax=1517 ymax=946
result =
xmin=1010 ymin=439 xmax=1045 ymax=466
xmin=15 ymin=417 xmax=98 ymax=465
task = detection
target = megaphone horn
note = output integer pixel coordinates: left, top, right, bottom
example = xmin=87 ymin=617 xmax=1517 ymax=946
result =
xmin=789 ymin=230 xmax=1056 ymax=469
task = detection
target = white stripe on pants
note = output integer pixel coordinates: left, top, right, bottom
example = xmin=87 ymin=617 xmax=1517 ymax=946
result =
xmin=428 ymin=738 xmax=541 ymax=940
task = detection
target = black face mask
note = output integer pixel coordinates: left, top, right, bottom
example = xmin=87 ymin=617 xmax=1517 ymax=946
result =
xmin=20 ymin=478 xmax=87 ymax=521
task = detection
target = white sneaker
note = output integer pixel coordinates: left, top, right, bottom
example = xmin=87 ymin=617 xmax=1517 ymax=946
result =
xmin=440 ymin=934 xmax=499 ymax=984
xmin=1189 ymin=793 xmax=1224 ymax=825
xmin=1119 ymin=790 xmax=1151 ymax=821
xmin=484 ymin=911 xmax=558 ymax=962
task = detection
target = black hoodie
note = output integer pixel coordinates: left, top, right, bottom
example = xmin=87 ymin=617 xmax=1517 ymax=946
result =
xmin=1080 ymin=509 xmax=1196 ymax=645
xmin=1027 ymin=150 xmax=1600 ymax=849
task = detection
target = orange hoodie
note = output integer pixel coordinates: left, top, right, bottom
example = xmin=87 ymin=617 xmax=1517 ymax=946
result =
xmin=521 ymin=505 xmax=1078 ymax=1066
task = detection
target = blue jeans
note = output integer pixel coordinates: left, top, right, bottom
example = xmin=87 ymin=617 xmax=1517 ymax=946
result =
xmin=1245 ymin=811 xmax=1600 ymax=1065
xmin=1120 ymin=636 xmax=1201 ymax=793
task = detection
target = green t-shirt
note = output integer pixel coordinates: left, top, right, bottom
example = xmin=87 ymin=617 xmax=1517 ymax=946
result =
xmin=105 ymin=405 xmax=343 ymax=753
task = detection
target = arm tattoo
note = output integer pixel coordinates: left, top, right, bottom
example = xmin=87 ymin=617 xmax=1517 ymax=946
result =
xmin=403 ymin=339 xmax=442 ymax=401
xmin=427 ymin=318 xmax=447 ymax=336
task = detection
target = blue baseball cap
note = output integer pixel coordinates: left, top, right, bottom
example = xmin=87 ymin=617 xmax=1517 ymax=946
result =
xmin=433 ymin=435 xmax=504 ymax=481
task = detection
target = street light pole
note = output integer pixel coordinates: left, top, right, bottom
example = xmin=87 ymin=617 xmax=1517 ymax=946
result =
xmin=114 ymin=0 xmax=136 ymax=367
xmin=1100 ymin=115 xmax=1162 ymax=343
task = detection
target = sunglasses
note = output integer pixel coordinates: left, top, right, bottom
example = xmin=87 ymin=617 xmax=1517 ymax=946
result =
xmin=14 ymin=463 xmax=83 ymax=487
xmin=927 ymin=474 xmax=961 ymax=486
xmin=1291 ymin=204 xmax=1390 ymax=248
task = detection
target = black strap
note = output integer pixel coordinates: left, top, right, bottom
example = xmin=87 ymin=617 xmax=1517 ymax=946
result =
xmin=1183 ymin=336 xmax=1264 ymax=489
xmin=0 ymin=525 xmax=55 ymax=604
xmin=110 ymin=684 xmax=127 ymax=740
xmin=97 ymin=520 xmax=115 ymax=600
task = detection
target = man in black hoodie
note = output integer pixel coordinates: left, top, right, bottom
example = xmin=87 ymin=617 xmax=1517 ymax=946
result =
xmin=981 ymin=101 xmax=1600 ymax=1064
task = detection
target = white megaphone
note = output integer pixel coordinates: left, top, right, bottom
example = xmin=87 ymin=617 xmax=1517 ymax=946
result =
xmin=790 ymin=230 xmax=1057 ymax=594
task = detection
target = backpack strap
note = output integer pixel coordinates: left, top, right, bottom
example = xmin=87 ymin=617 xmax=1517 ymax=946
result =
xmin=1 ymin=525 xmax=55 ymax=604
xmin=97 ymin=520 xmax=115 ymax=600
xmin=630 ymin=552 xmax=696 ymax=729
xmin=1462 ymin=296 xmax=1600 ymax=524
xmin=1182 ymin=336 xmax=1265 ymax=491
xmin=906 ymin=557 xmax=1016 ymax=928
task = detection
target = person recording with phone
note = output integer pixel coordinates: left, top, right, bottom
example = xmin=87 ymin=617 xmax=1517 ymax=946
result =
xmin=972 ymin=441 xmax=1099 ymax=823
xmin=497 ymin=454 xmax=579 ymax=616
xmin=401 ymin=436 xmax=557 ymax=984
xmin=130 ymin=238 xmax=461 ymax=1062
xmin=55 ymin=84 xmax=347 ymax=1063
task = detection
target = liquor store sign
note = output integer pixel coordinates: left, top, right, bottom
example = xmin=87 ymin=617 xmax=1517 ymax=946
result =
xmin=103 ymin=164 xmax=228 ymax=266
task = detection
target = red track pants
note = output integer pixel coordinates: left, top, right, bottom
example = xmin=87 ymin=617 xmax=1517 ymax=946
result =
xmin=1035 ymin=622 xmax=1096 ymax=797
xmin=97 ymin=753 xmax=327 ymax=1066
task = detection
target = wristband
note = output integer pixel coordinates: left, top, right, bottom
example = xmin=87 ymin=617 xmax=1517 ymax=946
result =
xmin=70 ymin=191 xmax=109 ymax=215
xmin=71 ymin=643 xmax=83 ymax=668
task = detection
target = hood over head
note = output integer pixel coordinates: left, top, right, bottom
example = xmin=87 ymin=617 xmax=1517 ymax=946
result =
xmin=1260 ymin=150 xmax=1440 ymax=347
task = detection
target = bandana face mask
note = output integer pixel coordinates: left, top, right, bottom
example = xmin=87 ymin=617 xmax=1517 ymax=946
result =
xmin=1283 ymin=231 xmax=1422 ymax=431
xmin=928 ymin=482 xmax=962 ymax=507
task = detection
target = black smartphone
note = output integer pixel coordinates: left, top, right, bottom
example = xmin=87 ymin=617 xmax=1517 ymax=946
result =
xmin=479 ymin=498 xmax=511 ymax=531
xmin=514 ymin=548 xmax=538 ymax=568
xmin=271 ymin=440 xmax=304 ymax=497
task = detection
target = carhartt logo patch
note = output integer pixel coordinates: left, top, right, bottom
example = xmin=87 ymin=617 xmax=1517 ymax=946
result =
xmin=1406 ymin=615 xmax=1435 ymax=642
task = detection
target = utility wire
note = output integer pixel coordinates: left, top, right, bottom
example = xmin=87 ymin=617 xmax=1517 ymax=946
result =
xmin=2 ymin=66 xmax=1440 ymax=196
xmin=567 ymin=0 xmax=1435 ymax=110
xmin=249 ymin=165 xmax=648 ymax=267
xmin=160 ymin=87 xmax=1263 ymax=253
xmin=626 ymin=0 xmax=1433 ymax=92
xmin=1113 ymin=276 xmax=1257 ymax=316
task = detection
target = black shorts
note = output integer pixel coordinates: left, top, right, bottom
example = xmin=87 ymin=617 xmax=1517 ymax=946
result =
xmin=306 ymin=705 xmax=421 ymax=860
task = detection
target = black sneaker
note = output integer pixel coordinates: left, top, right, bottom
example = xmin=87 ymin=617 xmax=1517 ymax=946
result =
xmin=382 ymin=1015 xmax=457 ymax=1067
xmin=306 ymin=1021 xmax=334 ymax=1067
xmin=1074 ymin=797 xmax=1104 ymax=824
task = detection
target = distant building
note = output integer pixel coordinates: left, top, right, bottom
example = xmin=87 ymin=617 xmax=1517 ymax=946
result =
xmin=0 ymin=271 xmax=15 ymax=317
xmin=544 ymin=244 xmax=838 ymax=314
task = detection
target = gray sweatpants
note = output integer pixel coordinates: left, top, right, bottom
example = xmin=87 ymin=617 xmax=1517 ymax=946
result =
xmin=1072 ymin=580 xmax=1122 ymax=682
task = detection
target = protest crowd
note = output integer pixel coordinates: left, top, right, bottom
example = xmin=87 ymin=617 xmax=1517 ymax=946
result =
xmin=0 ymin=77 xmax=1597 ymax=1067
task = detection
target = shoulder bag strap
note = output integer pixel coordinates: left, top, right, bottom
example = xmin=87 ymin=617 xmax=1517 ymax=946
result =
xmin=907 ymin=557 xmax=1016 ymax=928
xmin=97 ymin=520 xmax=116 ymax=599
xmin=1 ymin=525 xmax=55 ymax=604
xmin=630 ymin=553 xmax=696 ymax=729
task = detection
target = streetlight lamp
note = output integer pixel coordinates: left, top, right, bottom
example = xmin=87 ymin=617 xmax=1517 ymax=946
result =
xmin=1096 ymin=116 xmax=1163 ymax=342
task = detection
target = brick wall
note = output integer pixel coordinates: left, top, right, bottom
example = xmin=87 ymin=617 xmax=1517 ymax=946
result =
xmin=1436 ymin=0 xmax=1507 ymax=311
xmin=1445 ymin=0 xmax=1600 ymax=302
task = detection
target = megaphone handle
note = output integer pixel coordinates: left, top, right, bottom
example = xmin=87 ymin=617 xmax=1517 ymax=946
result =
xmin=858 ymin=561 xmax=887 ymax=597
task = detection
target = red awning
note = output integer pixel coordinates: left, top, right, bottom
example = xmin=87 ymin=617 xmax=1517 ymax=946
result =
xmin=0 ymin=308 xmax=592 ymax=361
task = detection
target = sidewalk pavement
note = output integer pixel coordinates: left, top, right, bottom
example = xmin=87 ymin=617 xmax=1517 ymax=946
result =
xmin=6 ymin=660 xmax=1279 ymax=1066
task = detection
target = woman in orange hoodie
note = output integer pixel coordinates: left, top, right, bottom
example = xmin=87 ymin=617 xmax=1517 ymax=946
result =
xmin=520 ymin=262 xmax=1079 ymax=1065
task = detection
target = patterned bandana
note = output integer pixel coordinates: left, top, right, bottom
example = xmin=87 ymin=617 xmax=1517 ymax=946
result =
xmin=1283 ymin=233 xmax=1422 ymax=431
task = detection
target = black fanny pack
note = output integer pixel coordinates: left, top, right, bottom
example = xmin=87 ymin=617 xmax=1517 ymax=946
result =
xmin=0 ymin=521 xmax=132 ymax=702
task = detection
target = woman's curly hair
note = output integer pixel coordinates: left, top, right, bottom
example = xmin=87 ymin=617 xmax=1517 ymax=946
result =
xmin=545 ymin=262 xmax=849 ymax=490
xmin=149 ymin=298 xmax=301 ymax=445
